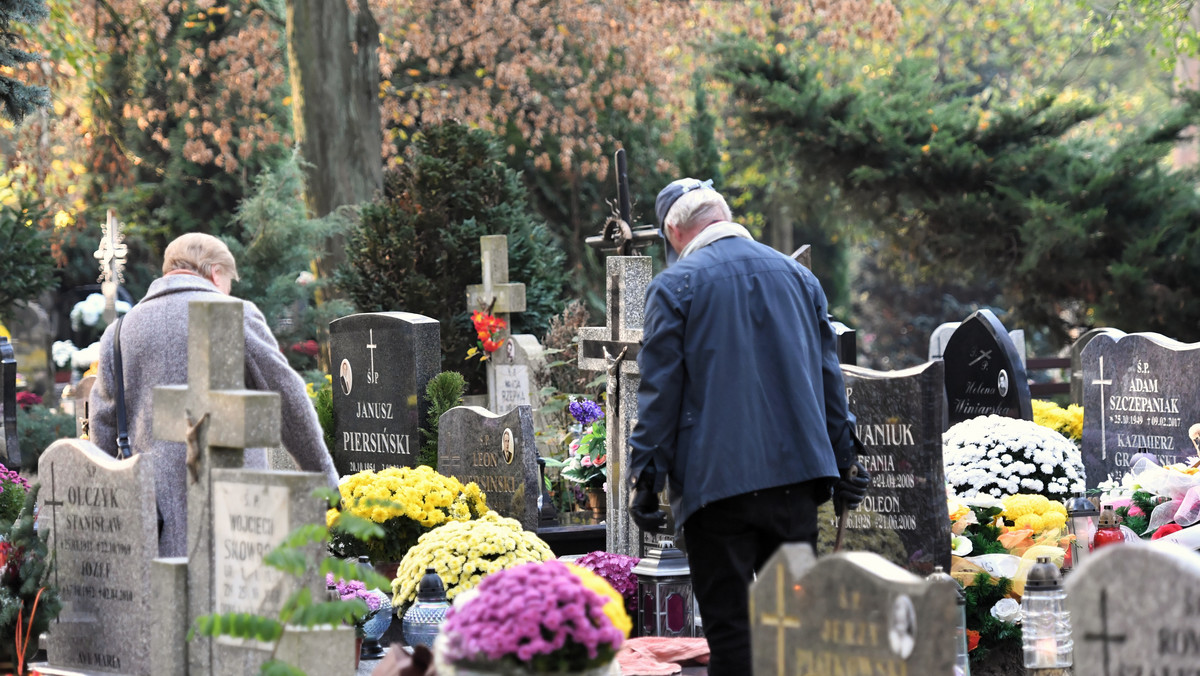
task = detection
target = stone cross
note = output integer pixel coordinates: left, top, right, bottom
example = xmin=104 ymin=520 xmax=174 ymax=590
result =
xmin=95 ymin=209 xmax=128 ymax=326
xmin=577 ymin=256 xmax=656 ymax=557
xmin=466 ymin=235 xmax=528 ymax=410
xmin=151 ymin=298 xmax=281 ymax=675
xmin=0 ymin=338 xmax=18 ymax=467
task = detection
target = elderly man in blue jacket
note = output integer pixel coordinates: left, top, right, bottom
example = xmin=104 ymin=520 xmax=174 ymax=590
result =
xmin=627 ymin=178 xmax=870 ymax=675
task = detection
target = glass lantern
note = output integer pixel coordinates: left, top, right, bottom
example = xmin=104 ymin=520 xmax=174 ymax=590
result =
xmin=1065 ymin=494 xmax=1099 ymax=571
xmin=632 ymin=541 xmax=695 ymax=638
xmin=401 ymin=567 xmax=451 ymax=648
xmin=927 ymin=566 xmax=969 ymax=676
xmin=1021 ymin=556 xmax=1073 ymax=670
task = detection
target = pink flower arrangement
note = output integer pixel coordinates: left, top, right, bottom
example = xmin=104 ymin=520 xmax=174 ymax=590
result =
xmin=573 ymin=551 xmax=640 ymax=602
xmin=14 ymin=392 xmax=41 ymax=410
xmin=440 ymin=560 xmax=625 ymax=672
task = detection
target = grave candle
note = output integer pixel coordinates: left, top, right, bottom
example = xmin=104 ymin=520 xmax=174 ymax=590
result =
xmin=1065 ymin=494 xmax=1099 ymax=570
xmin=1021 ymin=556 xmax=1072 ymax=671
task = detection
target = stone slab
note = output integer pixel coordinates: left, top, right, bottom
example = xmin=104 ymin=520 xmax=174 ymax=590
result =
xmin=438 ymin=405 xmax=540 ymax=530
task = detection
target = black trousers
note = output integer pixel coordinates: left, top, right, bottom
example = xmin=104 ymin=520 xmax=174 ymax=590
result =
xmin=683 ymin=481 xmax=823 ymax=676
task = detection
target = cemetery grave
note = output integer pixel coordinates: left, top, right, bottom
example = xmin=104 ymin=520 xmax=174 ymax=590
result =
xmin=942 ymin=309 xmax=1033 ymax=425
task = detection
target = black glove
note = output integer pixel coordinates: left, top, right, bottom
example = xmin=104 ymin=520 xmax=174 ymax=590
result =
xmin=833 ymin=460 xmax=871 ymax=515
xmin=628 ymin=471 xmax=667 ymax=532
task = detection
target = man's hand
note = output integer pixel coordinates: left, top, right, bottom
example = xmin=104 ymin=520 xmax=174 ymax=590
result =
xmin=833 ymin=460 xmax=871 ymax=515
xmin=628 ymin=472 xmax=667 ymax=532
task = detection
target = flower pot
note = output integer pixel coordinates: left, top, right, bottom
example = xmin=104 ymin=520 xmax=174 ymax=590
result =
xmin=374 ymin=560 xmax=401 ymax=583
xmin=585 ymin=488 xmax=606 ymax=517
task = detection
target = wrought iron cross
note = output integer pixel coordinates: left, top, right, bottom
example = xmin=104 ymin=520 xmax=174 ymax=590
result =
xmin=585 ymin=148 xmax=663 ymax=257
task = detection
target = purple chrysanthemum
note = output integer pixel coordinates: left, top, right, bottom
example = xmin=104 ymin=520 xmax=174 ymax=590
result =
xmin=573 ymin=551 xmax=640 ymax=600
xmin=569 ymin=399 xmax=604 ymax=426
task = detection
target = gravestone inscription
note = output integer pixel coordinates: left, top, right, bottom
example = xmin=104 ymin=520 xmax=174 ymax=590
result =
xmin=942 ymin=309 xmax=1032 ymax=425
xmin=750 ymin=546 xmax=958 ymax=676
xmin=37 ymin=438 xmax=157 ymax=676
xmin=1067 ymin=543 xmax=1200 ymax=676
xmin=329 ymin=312 xmax=440 ymax=474
xmin=827 ymin=361 xmax=950 ymax=575
xmin=437 ymin=405 xmax=540 ymax=530
xmin=1080 ymin=331 xmax=1200 ymax=487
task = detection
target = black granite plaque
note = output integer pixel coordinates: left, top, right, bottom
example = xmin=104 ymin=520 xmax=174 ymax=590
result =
xmin=822 ymin=361 xmax=950 ymax=575
xmin=942 ymin=309 xmax=1032 ymax=425
xmin=329 ymin=312 xmax=440 ymax=474
xmin=1080 ymin=331 xmax=1200 ymax=487
xmin=1 ymin=337 xmax=18 ymax=467
xmin=437 ymin=405 xmax=540 ymax=530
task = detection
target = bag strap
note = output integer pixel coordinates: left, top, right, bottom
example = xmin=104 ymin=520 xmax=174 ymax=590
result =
xmin=113 ymin=316 xmax=133 ymax=459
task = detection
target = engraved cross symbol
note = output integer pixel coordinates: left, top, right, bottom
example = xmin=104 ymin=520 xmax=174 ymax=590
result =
xmin=759 ymin=562 xmax=801 ymax=675
xmin=1083 ymin=588 xmax=1126 ymax=676
xmin=968 ymin=348 xmax=993 ymax=369
xmin=1092 ymin=356 xmax=1113 ymax=460
xmin=43 ymin=462 xmax=65 ymax=594
xmin=366 ymin=329 xmax=378 ymax=384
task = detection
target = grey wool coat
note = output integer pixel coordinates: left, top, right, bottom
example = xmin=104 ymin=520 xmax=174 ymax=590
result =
xmin=89 ymin=273 xmax=339 ymax=557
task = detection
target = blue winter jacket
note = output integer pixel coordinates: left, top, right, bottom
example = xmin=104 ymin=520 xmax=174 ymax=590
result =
xmin=626 ymin=235 xmax=859 ymax=530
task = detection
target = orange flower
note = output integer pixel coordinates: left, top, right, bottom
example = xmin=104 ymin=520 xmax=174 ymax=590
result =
xmin=967 ymin=629 xmax=981 ymax=652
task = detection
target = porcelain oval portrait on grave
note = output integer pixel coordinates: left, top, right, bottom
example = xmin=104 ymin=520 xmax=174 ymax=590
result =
xmin=997 ymin=369 xmax=1009 ymax=398
xmin=502 ymin=428 xmax=514 ymax=464
xmin=340 ymin=358 xmax=353 ymax=396
xmin=888 ymin=594 xmax=917 ymax=659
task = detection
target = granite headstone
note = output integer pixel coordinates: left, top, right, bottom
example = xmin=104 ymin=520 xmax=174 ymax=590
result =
xmin=329 ymin=312 xmax=441 ymax=474
xmin=942 ymin=309 xmax=1032 ymax=424
xmin=1066 ymin=543 xmax=1200 ymax=676
xmin=1069 ymin=327 xmax=1123 ymax=406
xmin=0 ymin=337 xmax=17 ymax=466
xmin=828 ymin=361 xmax=950 ymax=575
xmin=750 ymin=546 xmax=958 ymax=676
xmin=437 ymin=405 xmax=540 ymax=530
xmin=930 ymin=319 xmax=1027 ymax=366
xmin=1080 ymin=331 xmax=1200 ymax=487
xmin=36 ymin=438 xmax=157 ymax=675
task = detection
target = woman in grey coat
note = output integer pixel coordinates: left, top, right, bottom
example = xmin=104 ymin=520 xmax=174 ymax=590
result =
xmin=89 ymin=233 xmax=340 ymax=557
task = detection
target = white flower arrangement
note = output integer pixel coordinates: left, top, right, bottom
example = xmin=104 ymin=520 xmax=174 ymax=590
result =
xmin=943 ymin=415 xmax=1085 ymax=500
xmin=69 ymin=293 xmax=131 ymax=331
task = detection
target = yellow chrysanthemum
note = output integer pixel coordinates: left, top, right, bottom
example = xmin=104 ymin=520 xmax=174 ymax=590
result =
xmin=1002 ymin=494 xmax=1050 ymax=520
xmin=566 ymin=563 xmax=632 ymax=638
xmin=1041 ymin=511 xmax=1067 ymax=531
xmin=1014 ymin=513 xmax=1046 ymax=532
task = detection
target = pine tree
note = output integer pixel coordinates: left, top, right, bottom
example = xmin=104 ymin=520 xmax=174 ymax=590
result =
xmin=0 ymin=0 xmax=50 ymax=125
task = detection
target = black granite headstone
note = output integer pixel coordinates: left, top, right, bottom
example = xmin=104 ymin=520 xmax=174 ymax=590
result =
xmin=942 ymin=309 xmax=1032 ymax=425
xmin=0 ymin=337 xmax=18 ymax=467
xmin=824 ymin=361 xmax=950 ymax=575
xmin=1080 ymin=331 xmax=1200 ymax=487
xmin=329 ymin=312 xmax=440 ymax=474
xmin=1069 ymin=327 xmax=1123 ymax=405
xmin=437 ymin=405 xmax=540 ymax=530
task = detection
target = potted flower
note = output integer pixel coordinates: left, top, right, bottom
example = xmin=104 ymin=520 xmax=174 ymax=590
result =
xmin=326 ymin=572 xmax=385 ymax=667
xmin=545 ymin=398 xmax=607 ymax=514
xmin=326 ymin=465 xmax=489 ymax=577
xmin=943 ymin=414 xmax=1085 ymax=501
xmin=391 ymin=512 xmax=554 ymax=609
xmin=433 ymin=559 xmax=630 ymax=675
xmin=572 ymin=551 xmax=639 ymax=618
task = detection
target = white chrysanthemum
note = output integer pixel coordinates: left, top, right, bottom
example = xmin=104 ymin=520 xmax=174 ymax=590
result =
xmin=943 ymin=415 xmax=1085 ymax=500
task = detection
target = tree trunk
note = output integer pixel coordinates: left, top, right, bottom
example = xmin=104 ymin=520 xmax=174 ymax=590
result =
xmin=286 ymin=0 xmax=383 ymax=274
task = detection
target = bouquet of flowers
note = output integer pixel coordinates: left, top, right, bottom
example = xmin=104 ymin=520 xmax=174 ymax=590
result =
xmin=326 ymin=572 xmax=383 ymax=638
xmin=434 ymin=559 xmax=630 ymax=675
xmin=391 ymin=512 xmax=554 ymax=607
xmin=327 ymin=466 xmax=489 ymax=563
xmin=1101 ymin=452 xmax=1200 ymax=540
xmin=545 ymin=398 xmax=606 ymax=489
xmin=0 ymin=465 xmax=30 ymax=525
xmin=466 ymin=309 xmax=507 ymax=361
xmin=943 ymin=415 xmax=1084 ymax=500
xmin=573 ymin=551 xmax=639 ymax=616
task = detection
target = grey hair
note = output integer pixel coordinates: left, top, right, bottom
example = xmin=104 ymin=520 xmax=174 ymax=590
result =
xmin=162 ymin=233 xmax=240 ymax=281
xmin=663 ymin=188 xmax=732 ymax=233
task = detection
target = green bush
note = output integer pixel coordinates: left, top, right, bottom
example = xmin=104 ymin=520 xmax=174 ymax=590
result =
xmin=0 ymin=200 xmax=56 ymax=323
xmin=419 ymin=371 xmax=466 ymax=469
xmin=16 ymin=405 xmax=73 ymax=472
xmin=338 ymin=122 xmax=568 ymax=393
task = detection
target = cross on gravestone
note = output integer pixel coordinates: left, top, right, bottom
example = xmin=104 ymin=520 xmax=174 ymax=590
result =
xmin=151 ymin=298 xmax=281 ymax=676
xmin=577 ymin=256 xmax=658 ymax=557
xmin=0 ymin=338 xmax=18 ymax=467
xmin=942 ymin=309 xmax=1033 ymax=424
xmin=465 ymin=235 xmax=528 ymax=413
xmin=95 ymin=210 xmax=129 ymax=326
xmin=1091 ymin=355 xmax=1114 ymax=463
xmin=1083 ymin=588 xmax=1126 ymax=676
xmin=1069 ymin=327 xmax=1123 ymax=405
xmin=757 ymin=557 xmax=802 ymax=675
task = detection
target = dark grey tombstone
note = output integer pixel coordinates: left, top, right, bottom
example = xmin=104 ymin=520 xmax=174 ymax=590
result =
xmin=931 ymin=320 xmax=1026 ymax=366
xmin=437 ymin=405 xmax=540 ymax=530
xmin=828 ymin=361 xmax=950 ymax=575
xmin=1066 ymin=543 xmax=1200 ymax=676
xmin=36 ymin=438 xmax=157 ymax=675
xmin=750 ymin=546 xmax=958 ymax=676
xmin=1080 ymin=331 xmax=1200 ymax=487
xmin=328 ymin=312 xmax=441 ymax=474
xmin=1070 ymin=328 xmax=1123 ymax=405
xmin=1 ymin=337 xmax=19 ymax=468
xmin=942 ymin=309 xmax=1032 ymax=425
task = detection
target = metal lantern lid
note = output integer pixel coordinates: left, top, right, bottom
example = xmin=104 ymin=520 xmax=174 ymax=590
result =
xmin=1025 ymin=556 xmax=1062 ymax=591
xmin=1097 ymin=505 xmax=1119 ymax=528
xmin=632 ymin=541 xmax=691 ymax=579
xmin=1066 ymin=494 xmax=1099 ymax=517
xmin=927 ymin=565 xmax=965 ymax=605
xmin=417 ymin=567 xmax=448 ymax=602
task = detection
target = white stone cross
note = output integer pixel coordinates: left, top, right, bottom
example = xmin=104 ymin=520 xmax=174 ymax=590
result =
xmin=465 ymin=234 xmax=526 ymax=318
xmin=1092 ymin=356 xmax=1113 ymax=460
xmin=95 ymin=209 xmax=129 ymax=325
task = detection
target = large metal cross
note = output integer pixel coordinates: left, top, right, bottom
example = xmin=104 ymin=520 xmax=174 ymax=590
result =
xmin=95 ymin=210 xmax=129 ymax=325
xmin=151 ymin=298 xmax=281 ymax=675
xmin=585 ymin=148 xmax=663 ymax=257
